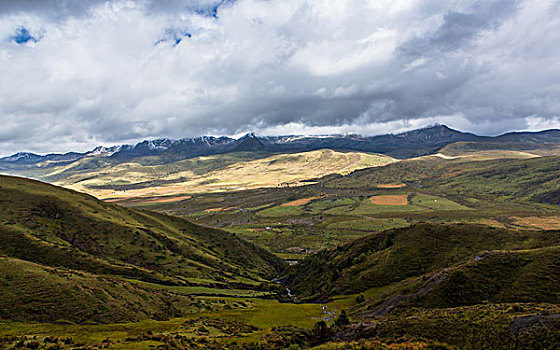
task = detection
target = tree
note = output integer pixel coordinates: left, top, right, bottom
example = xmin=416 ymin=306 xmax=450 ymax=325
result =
xmin=311 ymin=321 xmax=331 ymax=344
xmin=355 ymin=294 xmax=365 ymax=303
xmin=335 ymin=310 xmax=350 ymax=326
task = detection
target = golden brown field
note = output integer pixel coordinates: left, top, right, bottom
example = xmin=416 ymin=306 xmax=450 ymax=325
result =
xmin=377 ymin=183 xmax=407 ymax=189
xmin=369 ymin=195 xmax=409 ymax=206
xmin=281 ymin=195 xmax=328 ymax=207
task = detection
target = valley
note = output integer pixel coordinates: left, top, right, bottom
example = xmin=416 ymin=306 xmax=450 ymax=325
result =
xmin=1 ymin=126 xmax=560 ymax=349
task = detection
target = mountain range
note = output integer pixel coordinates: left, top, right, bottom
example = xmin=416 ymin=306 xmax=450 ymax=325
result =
xmin=2 ymin=125 xmax=560 ymax=171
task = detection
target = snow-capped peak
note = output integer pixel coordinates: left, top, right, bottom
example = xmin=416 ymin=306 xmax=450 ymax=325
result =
xmin=86 ymin=145 xmax=123 ymax=157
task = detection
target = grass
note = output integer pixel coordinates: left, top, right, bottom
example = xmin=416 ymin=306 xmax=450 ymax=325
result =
xmin=414 ymin=246 xmax=560 ymax=308
xmin=3 ymin=283 xmax=558 ymax=349
xmin=0 ymin=256 xmax=202 ymax=324
xmin=325 ymin=218 xmax=410 ymax=232
xmin=126 ymin=279 xmax=274 ymax=297
xmin=366 ymin=303 xmax=560 ymax=350
xmin=284 ymin=223 xmax=560 ymax=300
xmin=409 ymin=193 xmax=471 ymax=210
xmin=256 ymin=205 xmax=305 ymax=217
xmin=38 ymin=149 xmax=396 ymax=200
xmin=0 ymin=175 xmax=286 ymax=324
xmin=0 ymin=298 xmax=327 ymax=349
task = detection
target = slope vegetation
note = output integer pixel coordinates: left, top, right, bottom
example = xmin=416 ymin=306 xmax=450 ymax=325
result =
xmin=431 ymin=156 xmax=560 ymax=204
xmin=0 ymin=256 xmax=198 ymax=323
xmin=411 ymin=247 xmax=560 ymax=308
xmin=439 ymin=140 xmax=560 ymax=156
xmin=326 ymin=154 xmax=560 ymax=205
xmin=0 ymin=175 xmax=285 ymax=322
xmin=42 ymin=149 xmax=396 ymax=200
xmin=284 ymin=223 xmax=560 ymax=301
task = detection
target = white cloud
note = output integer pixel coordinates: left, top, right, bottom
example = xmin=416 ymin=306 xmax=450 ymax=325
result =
xmin=0 ymin=0 xmax=559 ymax=155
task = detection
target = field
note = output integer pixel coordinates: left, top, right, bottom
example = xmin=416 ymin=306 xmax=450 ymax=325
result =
xmin=281 ymin=195 xmax=329 ymax=207
xmin=129 ymin=154 xmax=559 ymax=261
xmin=2 ymin=285 xmax=559 ymax=349
xmin=512 ymin=216 xmax=560 ymax=230
xmin=369 ymin=195 xmax=409 ymax=205
xmin=376 ymin=183 xmax=406 ymax=189
xmin=0 ymin=288 xmax=374 ymax=349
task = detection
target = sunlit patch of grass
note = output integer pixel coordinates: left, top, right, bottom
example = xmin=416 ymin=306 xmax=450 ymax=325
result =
xmin=325 ymin=218 xmax=410 ymax=232
xmin=0 ymin=298 xmax=326 ymax=348
xmin=127 ymin=279 xmax=272 ymax=297
xmin=257 ymin=205 xmax=304 ymax=217
xmin=409 ymin=193 xmax=471 ymax=211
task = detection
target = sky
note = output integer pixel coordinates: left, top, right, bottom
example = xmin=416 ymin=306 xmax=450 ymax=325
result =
xmin=0 ymin=0 xmax=559 ymax=155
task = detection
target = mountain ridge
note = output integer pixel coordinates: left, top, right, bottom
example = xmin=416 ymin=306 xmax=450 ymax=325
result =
xmin=3 ymin=125 xmax=560 ymax=169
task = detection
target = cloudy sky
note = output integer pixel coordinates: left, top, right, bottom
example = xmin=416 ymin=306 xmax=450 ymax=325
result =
xmin=0 ymin=0 xmax=559 ymax=155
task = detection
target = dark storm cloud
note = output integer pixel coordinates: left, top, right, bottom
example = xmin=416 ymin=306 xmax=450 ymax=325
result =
xmin=401 ymin=0 xmax=519 ymax=55
xmin=0 ymin=0 xmax=559 ymax=155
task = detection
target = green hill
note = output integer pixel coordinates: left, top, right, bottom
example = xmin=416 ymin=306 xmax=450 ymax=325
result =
xmin=439 ymin=141 xmax=560 ymax=156
xmin=0 ymin=175 xmax=285 ymax=323
xmin=411 ymin=246 xmax=560 ymax=308
xmin=278 ymin=222 xmax=560 ymax=349
xmin=0 ymin=256 xmax=200 ymax=323
xmin=326 ymin=153 xmax=559 ymax=196
xmin=430 ymin=156 xmax=560 ymax=205
xmin=284 ymin=223 xmax=560 ymax=301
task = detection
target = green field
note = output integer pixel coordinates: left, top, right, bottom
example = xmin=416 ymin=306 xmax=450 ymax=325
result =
xmin=133 ymin=155 xmax=560 ymax=260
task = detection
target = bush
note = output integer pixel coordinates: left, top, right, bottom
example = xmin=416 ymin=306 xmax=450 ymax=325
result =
xmin=335 ymin=310 xmax=350 ymax=326
xmin=356 ymin=294 xmax=365 ymax=303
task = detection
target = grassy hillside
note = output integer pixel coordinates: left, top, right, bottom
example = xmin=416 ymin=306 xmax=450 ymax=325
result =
xmin=360 ymin=303 xmax=560 ymax=350
xmin=0 ymin=256 xmax=200 ymax=323
xmin=430 ymin=156 xmax=560 ymax=204
xmin=275 ymin=223 xmax=560 ymax=348
xmin=12 ymin=149 xmax=396 ymax=201
xmin=411 ymin=247 xmax=560 ymax=308
xmin=325 ymin=152 xmax=560 ymax=206
xmin=0 ymin=175 xmax=286 ymax=323
xmin=439 ymin=141 xmax=560 ymax=156
xmin=284 ymin=223 xmax=560 ymax=301
xmin=0 ymin=175 xmax=283 ymax=283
